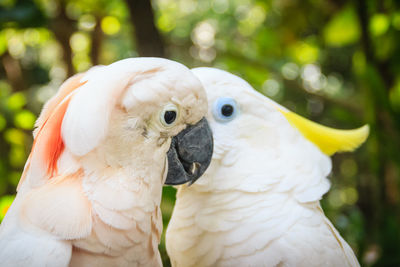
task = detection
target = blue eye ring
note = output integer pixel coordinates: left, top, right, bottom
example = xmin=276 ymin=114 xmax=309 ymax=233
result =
xmin=212 ymin=97 xmax=238 ymax=122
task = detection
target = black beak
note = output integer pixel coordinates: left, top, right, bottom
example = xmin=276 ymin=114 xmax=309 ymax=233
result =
xmin=165 ymin=117 xmax=213 ymax=185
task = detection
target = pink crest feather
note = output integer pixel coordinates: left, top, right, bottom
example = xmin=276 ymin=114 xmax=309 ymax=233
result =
xmin=18 ymin=76 xmax=86 ymax=190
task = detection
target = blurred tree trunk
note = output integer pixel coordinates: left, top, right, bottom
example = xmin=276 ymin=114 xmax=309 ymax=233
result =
xmin=1 ymin=52 xmax=25 ymax=92
xmin=51 ymin=0 xmax=75 ymax=76
xmin=124 ymin=0 xmax=166 ymax=57
xmin=91 ymin=15 xmax=104 ymax=65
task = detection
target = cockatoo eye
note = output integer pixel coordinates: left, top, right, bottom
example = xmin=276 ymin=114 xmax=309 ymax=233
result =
xmin=213 ymin=97 xmax=238 ymax=122
xmin=160 ymin=103 xmax=179 ymax=127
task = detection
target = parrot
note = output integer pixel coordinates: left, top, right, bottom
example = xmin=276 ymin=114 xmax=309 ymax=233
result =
xmin=0 ymin=58 xmax=214 ymax=267
xmin=166 ymin=67 xmax=369 ymax=267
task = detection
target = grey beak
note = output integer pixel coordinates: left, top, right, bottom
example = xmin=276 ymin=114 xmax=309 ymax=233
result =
xmin=165 ymin=117 xmax=213 ymax=185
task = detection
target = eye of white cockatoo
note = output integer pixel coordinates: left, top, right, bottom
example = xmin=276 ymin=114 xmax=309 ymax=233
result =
xmin=212 ymin=97 xmax=239 ymax=122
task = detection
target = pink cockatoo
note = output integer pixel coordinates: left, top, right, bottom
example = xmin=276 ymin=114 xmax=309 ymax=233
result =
xmin=0 ymin=58 xmax=213 ymax=267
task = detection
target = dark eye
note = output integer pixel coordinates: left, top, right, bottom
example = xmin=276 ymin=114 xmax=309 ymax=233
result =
xmin=160 ymin=104 xmax=179 ymax=127
xmin=164 ymin=110 xmax=177 ymax=125
xmin=213 ymin=97 xmax=238 ymax=122
xmin=221 ymin=104 xmax=234 ymax=117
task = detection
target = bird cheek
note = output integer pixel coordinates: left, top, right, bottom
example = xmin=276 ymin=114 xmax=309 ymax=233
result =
xmin=157 ymin=136 xmax=168 ymax=146
xmin=152 ymin=138 xmax=171 ymax=164
xmin=221 ymin=149 xmax=240 ymax=166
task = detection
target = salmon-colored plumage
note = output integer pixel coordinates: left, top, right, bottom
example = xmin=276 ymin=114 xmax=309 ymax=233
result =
xmin=36 ymin=78 xmax=87 ymax=177
xmin=38 ymin=96 xmax=71 ymax=176
xmin=18 ymin=77 xmax=86 ymax=189
xmin=39 ymin=74 xmax=85 ymax=125
xmin=0 ymin=58 xmax=210 ymax=267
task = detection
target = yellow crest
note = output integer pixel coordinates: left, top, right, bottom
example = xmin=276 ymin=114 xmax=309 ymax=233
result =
xmin=278 ymin=109 xmax=369 ymax=155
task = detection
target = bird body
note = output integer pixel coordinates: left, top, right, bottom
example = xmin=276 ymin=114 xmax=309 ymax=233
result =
xmin=0 ymin=58 xmax=213 ymax=267
xmin=167 ymin=68 xmax=367 ymax=267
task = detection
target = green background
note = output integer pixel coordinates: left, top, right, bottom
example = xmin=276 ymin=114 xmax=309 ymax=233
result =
xmin=0 ymin=0 xmax=399 ymax=266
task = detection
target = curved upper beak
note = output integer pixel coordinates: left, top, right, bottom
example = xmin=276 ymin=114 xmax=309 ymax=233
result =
xmin=165 ymin=117 xmax=213 ymax=185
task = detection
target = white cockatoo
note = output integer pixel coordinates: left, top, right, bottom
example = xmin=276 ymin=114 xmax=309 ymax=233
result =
xmin=0 ymin=58 xmax=214 ymax=267
xmin=166 ymin=67 xmax=369 ymax=267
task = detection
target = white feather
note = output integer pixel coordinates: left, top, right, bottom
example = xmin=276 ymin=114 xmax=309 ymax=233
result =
xmin=167 ymin=67 xmax=359 ymax=267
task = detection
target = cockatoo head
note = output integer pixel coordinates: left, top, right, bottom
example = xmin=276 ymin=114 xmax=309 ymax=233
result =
xmin=20 ymin=58 xmax=213 ymax=191
xmin=189 ymin=67 xmax=368 ymax=201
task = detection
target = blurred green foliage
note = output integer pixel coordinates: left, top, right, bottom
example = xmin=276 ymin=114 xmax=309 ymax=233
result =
xmin=0 ymin=0 xmax=399 ymax=266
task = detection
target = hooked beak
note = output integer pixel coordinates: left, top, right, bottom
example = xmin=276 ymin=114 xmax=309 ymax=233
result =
xmin=165 ymin=117 xmax=213 ymax=185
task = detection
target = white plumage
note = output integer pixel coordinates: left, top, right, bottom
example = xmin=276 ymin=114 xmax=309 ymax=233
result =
xmin=166 ymin=67 xmax=365 ymax=267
